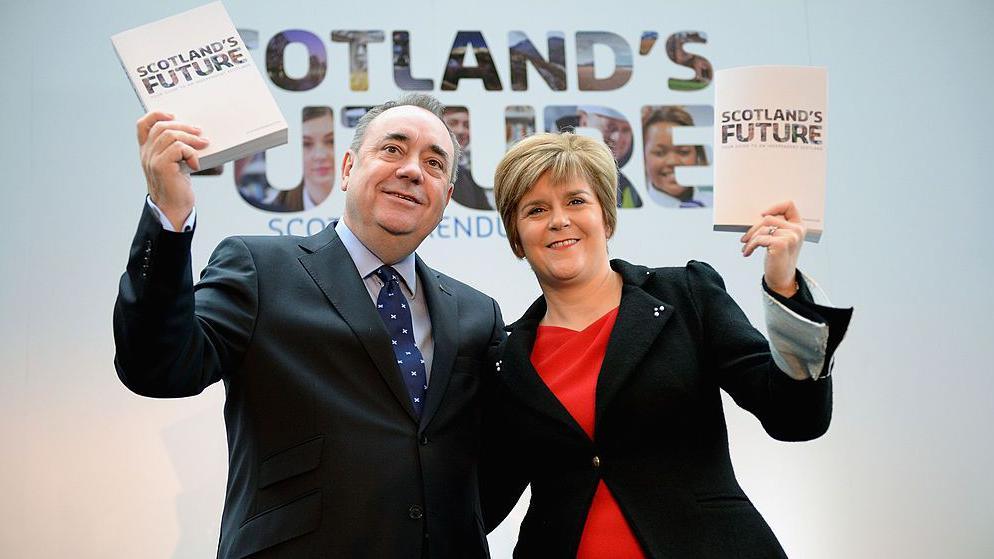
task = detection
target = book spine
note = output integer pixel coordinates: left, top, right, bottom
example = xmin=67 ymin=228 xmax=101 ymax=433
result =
xmin=110 ymin=40 xmax=149 ymax=112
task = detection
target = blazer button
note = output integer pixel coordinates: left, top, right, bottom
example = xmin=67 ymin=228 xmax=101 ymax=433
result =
xmin=592 ymin=456 xmax=601 ymax=469
xmin=409 ymin=505 xmax=424 ymax=519
xmin=420 ymin=434 xmax=429 ymax=446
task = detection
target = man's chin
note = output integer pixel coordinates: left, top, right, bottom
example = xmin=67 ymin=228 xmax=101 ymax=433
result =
xmin=375 ymin=220 xmax=422 ymax=238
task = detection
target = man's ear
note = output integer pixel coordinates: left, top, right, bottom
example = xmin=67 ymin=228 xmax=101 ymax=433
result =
xmin=340 ymin=150 xmax=355 ymax=191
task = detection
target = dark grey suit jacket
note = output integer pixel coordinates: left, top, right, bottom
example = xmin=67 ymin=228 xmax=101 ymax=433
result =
xmin=115 ymin=204 xmax=503 ymax=558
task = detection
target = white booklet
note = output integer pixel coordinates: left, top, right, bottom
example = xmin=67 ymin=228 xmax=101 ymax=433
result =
xmin=111 ymin=1 xmax=287 ymax=170
xmin=712 ymin=66 xmax=827 ymax=242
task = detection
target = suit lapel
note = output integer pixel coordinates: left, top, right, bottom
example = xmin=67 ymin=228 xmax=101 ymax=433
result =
xmin=501 ymin=301 xmax=592 ymax=442
xmin=297 ymin=229 xmax=419 ymax=423
xmin=417 ymin=259 xmax=457 ymax=431
xmin=595 ymin=272 xmax=673 ymax=428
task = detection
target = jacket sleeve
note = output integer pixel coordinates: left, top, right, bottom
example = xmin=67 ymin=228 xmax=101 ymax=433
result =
xmin=478 ymin=374 xmax=531 ymax=533
xmin=113 ymin=203 xmax=258 ymax=398
xmin=686 ymin=260 xmax=849 ymax=441
xmin=478 ymin=302 xmax=530 ymax=533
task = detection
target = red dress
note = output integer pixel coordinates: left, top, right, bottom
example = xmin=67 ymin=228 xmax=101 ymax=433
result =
xmin=530 ymin=308 xmax=646 ymax=559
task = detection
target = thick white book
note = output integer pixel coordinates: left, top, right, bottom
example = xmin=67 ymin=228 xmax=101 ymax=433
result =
xmin=111 ymin=2 xmax=287 ymax=170
xmin=712 ymin=66 xmax=827 ymax=242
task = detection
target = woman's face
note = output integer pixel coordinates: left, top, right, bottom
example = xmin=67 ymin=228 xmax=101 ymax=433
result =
xmin=303 ymin=114 xmax=335 ymax=193
xmin=516 ymin=172 xmax=611 ymax=288
xmin=644 ymin=122 xmax=698 ymax=197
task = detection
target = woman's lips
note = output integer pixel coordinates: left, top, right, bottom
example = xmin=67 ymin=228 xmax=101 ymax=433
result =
xmin=547 ymin=239 xmax=579 ymax=249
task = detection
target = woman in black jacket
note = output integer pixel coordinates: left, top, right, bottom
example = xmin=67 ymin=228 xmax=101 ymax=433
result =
xmin=480 ymin=132 xmax=851 ymax=558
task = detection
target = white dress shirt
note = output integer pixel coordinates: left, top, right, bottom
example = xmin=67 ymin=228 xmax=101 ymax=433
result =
xmin=334 ymin=219 xmax=435 ymax=381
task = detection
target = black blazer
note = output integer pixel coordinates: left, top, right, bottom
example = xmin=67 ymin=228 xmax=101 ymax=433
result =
xmin=481 ymin=259 xmax=851 ymax=558
xmin=114 ymin=204 xmax=503 ymax=558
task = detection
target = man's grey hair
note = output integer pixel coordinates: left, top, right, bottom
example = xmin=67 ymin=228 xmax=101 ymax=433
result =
xmin=349 ymin=93 xmax=461 ymax=184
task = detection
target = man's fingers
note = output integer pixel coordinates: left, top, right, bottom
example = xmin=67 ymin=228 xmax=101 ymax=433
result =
xmin=144 ymin=119 xmax=204 ymax=150
xmin=151 ymin=140 xmax=198 ymax=174
xmin=183 ymin=144 xmax=202 ymax=172
xmin=150 ymin=129 xmax=209 ymax=160
xmin=136 ymin=111 xmax=175 ymax=145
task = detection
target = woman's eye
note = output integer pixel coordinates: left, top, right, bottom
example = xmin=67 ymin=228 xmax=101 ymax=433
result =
xmin=568 ymin=198 xmax=585 ymax=205
xmin=527 ymin=207 xmax=544 ymax=215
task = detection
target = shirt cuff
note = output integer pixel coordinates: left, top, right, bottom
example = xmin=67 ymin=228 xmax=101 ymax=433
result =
xmin=146 ymin=196 xmax=196 ymax=232
xmin=762 ymin=271 xmax=835 ymax=381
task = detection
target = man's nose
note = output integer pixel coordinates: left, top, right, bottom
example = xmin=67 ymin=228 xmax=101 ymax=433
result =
xmin=395 ymin=157 xmax=423 ymax=184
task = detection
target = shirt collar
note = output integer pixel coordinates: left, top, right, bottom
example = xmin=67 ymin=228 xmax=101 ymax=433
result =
xmin=335 ymin=219 xmax=418 ymax=296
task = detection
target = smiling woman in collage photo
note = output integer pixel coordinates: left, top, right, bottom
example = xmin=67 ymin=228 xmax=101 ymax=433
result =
xmin=642 ymin=105 xmax=713 ymax=208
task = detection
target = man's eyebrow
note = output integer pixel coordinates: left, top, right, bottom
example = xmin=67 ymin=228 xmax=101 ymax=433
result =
xmin=379 ymin=132 xmax=450 ymax=169
xmin=381 ymin=132 xmax=410 ymax=143
xmin=428 ymin=144 xmax=450 ymax=168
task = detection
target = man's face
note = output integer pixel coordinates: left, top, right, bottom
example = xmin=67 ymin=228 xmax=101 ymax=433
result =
xmin=579 ymin=111 xmax=633 ymax=161
xmin=442 ymin=109 xmax=470 ymax=150
xmin=341 ymin=106 xmax=455 ymax=249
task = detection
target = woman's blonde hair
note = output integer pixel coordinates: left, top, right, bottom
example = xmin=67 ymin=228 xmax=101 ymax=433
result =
xmin=493 ymin=132 xmax=618 ymax=258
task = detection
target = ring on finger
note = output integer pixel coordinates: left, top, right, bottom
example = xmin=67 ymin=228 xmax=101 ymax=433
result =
xmin=768 ymin=225 xmax=779 ymax=235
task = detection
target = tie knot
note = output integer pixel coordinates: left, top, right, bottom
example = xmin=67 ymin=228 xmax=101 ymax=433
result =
xmin=375 ymin=265 xmax=401 ymax=287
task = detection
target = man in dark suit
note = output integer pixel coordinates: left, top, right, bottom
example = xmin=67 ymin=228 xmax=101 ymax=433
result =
xmin=114 ymin=94 xmax=504 ymax=558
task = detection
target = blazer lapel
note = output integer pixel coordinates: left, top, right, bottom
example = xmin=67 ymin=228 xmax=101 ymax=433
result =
xmin=417 ymin=259 xmax=457 ymax=431
xmin=501 ymin=301 xmax=592 ymax=442
xmin=595 ymin=264 xmax=673 ymax=427
xmin=297 ymin=229 xmax=418 ymax=423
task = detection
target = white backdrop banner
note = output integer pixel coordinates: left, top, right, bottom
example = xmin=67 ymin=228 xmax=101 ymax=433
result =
xmin=3 ymin=1 xmax=993 ymax=558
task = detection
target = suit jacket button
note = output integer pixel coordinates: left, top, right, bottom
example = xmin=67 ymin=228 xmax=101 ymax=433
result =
xmin=592 ymin=456 xmax=601 ymax=469
xmin=409 ymin=505 xmax=424 ymax=519
xmin=420 ymin=434 xmax=429 ymax=446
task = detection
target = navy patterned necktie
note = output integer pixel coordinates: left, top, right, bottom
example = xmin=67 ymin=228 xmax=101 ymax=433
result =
xmin=374 ymin=266 xmax=427 ymax=417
